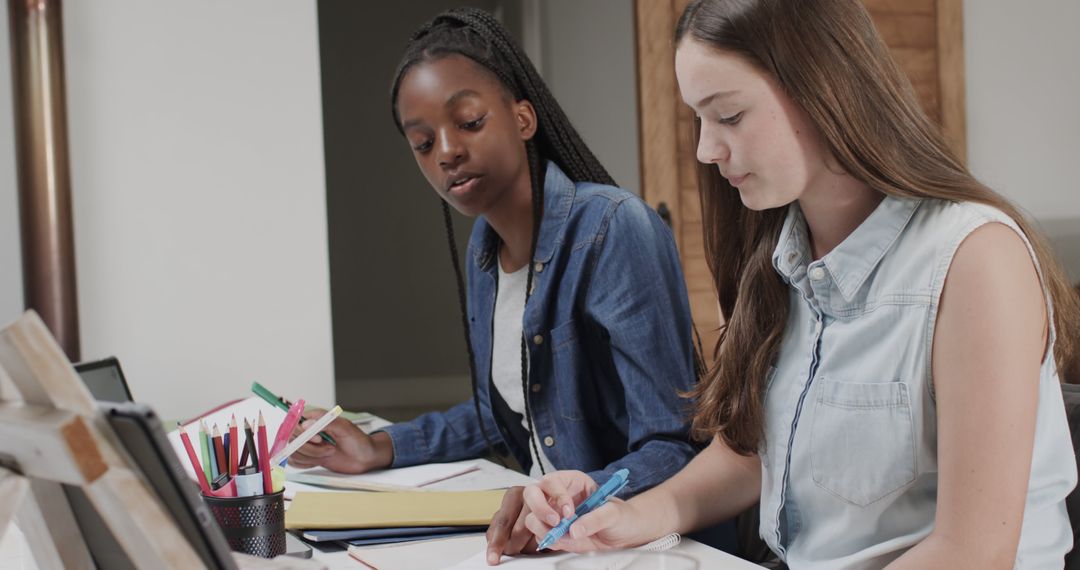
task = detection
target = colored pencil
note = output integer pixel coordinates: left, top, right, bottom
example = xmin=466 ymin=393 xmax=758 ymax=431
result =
xmin=251 ymin=381 xmax=336 ymax=444
xmin=212 ymin=425 xmax=226 ymax=478
xmin=199 ymin=420 xmax=212 ymax=481
xmin=240 ymin=417 xmax=253 ymax=467
xmin=229 ymin=415 xmax=239 ymax=477
xmin=257 ymin=412 xmax=272 ymax=494
xmin=177 ymin=423 xmax=212 ymax=494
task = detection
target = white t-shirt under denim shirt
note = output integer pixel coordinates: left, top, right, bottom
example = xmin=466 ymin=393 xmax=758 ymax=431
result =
xmin=758 ymin=196 xmax=1076 ymax=568
xmin=493 ymin=260 xmax=556 ymax=478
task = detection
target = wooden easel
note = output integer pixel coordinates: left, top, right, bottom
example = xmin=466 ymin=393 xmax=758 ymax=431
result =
xmin=0 ymin=311 xmax=207 ymax=568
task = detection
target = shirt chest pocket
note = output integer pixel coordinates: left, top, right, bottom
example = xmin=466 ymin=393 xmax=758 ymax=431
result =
xmin=551 ymin=320 xmax=584 ymax=421
xmin=809 ymin=379 xmax=917 ymax=507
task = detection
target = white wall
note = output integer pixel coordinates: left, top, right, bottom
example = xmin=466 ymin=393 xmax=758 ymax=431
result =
xmin=62 ymin=1 xmax=334 ymax=419
xmin=965 ymin=0 xmax=1080 ymax=279
xmin=0 ymin=5 xmax=23 ymax=326
xmin=965 ymin=0 xmax=1080 ymax=220
xmin=539 ymin=0 xmax=641 ymax=195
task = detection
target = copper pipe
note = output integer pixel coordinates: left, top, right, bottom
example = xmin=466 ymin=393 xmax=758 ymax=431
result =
xmin=8 ymin=0 xmax=79 ymax=360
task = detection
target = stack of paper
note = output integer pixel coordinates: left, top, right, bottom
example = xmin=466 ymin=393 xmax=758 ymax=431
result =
xmin=302 ymin=525 xmax=487 ymax=545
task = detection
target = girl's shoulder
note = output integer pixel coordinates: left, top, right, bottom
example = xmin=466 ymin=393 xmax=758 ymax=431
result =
xmin=568 ymin=180 xmax=634 ymax=216
xmin=894 ymin=198 xmax=1026 ymax=259
xmin=891 ymin=198 xmax=1037 ymax=293
xmin=569 ymin=181 xmax=662 ymax=229
xmin=915 ymin=198 xmax=1021 ymax=234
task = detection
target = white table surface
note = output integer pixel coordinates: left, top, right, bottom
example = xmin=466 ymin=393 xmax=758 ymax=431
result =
xmin=305 ymin=458 xmax=758 ymax=569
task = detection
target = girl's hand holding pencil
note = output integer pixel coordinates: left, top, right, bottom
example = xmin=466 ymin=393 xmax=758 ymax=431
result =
xmin=271 ymin=405 xmax=342 ymax=465
xmin=284 ymin=407 xmax=396 ymax=474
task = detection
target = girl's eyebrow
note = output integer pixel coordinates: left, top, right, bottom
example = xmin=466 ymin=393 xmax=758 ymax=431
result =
xmin=445 ymin=88 xmax=482 ymax=107
xmin=401 ymin=117 xmax=426 ymax=131
xmin=691 ymin=89 xmax=740 ymax=109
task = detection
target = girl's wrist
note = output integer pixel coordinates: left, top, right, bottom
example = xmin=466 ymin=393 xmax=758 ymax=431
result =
xmin=624 ymin=490 xmax=679 ymax=544
xmin=368 ymin=431 xmax=395 ymax=469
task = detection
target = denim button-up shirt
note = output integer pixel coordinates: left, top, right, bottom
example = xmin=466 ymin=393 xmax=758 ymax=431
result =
xmin=383 ymin=161 xmax=698 ymax=495
xmin=760 ymin=196 xmax=1075 ymax=568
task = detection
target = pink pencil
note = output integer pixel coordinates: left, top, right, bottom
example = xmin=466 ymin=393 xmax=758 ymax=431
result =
xmin=177 ymin=423 xmax=212 ymax=494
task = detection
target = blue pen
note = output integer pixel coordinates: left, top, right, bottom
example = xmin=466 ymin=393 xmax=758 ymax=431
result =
xmin=538 ymin=468 xmax=630 ymax=551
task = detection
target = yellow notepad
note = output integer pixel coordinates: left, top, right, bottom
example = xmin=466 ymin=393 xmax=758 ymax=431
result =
xmin=284 ymin=490 xmax=507 ymax=529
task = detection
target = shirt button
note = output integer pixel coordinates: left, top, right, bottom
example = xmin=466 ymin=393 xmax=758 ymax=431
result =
xmin=543 ymin=436 xmax=555 ymax=447
xmin=534 ymin=262 xmax=544 ymax=273
xmin=809 ymin=266 xmax=826 ymax=281
xmin=533 ymin=334 xmax=544 ymax=345
xmin=787 ymin=251 xmax=797 ymax=263
xmin=531 ymin=383 xmax=541 ymax=393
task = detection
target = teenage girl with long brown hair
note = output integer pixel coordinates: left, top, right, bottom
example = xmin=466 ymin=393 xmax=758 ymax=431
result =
xmin=520 ymin=0 xmax=1080 ymax=567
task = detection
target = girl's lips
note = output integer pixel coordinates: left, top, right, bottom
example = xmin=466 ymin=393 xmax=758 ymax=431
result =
xmin=448 ymin=175 xmax=481 ymax=195
xmin=727 ymin=173 xmax=749 ymax=187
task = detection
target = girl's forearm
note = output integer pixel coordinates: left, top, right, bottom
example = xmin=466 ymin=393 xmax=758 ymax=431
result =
xmin=626 ymin=437 xmax=762 ymax=536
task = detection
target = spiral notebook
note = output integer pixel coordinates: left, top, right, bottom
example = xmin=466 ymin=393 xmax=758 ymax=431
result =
xmin=435 ymin=533 xmax=682 ymax=569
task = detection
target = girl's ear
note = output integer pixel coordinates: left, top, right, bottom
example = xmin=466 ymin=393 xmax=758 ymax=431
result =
xmin=514 ymin=99 xmax=538 ymax=142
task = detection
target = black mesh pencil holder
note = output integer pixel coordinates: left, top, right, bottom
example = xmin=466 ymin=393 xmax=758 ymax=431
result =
xmin=204 ymin=491 xmax=286 ymax=558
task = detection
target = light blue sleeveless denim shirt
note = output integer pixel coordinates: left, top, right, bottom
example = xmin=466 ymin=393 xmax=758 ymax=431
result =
xmin=759 ymin=196 xmax=1076 ymax=568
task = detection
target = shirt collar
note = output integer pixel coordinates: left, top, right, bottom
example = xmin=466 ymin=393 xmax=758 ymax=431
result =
xmin=473 ymin=160 xmax=577 ymax=269
xmin=772 ymin=195 xmax=921 ymax=302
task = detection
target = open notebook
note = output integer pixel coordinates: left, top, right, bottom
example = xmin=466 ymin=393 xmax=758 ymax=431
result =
xmin=286 ymin=461 xmax=480 ymax=492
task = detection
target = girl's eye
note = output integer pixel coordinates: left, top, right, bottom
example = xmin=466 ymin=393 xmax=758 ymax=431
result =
xmin=413 ymin=140 xmax=433 ymax=152
xmin=717 ymin=112 xmax=743 ymax=126
xmin=461 ymin=115 xmax=486 ymax=130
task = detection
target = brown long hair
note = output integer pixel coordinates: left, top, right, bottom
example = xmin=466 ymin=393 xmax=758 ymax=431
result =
xmin=678 ymin=0 xmax=1080 ymax=454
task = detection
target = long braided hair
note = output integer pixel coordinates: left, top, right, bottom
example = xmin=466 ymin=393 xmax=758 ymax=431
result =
xmin=390 ymin=7 xmax=614 ymax=474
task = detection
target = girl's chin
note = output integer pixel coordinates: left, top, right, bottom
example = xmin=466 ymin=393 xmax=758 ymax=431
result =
xmin=737 ymin=188 xmax=792 ymax=212
xmin=440 ymin=195 xmax=483 ymax=218
xmin=737 ymin=190 xmax=770 ymax=212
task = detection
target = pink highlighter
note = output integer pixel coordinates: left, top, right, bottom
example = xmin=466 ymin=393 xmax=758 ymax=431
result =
xmin=269 ymin=398 xmax=305 ymax=459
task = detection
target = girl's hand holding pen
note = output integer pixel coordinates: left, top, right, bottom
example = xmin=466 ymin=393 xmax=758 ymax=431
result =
xmin=521 ymin=470 xmax=644 ymax=553
xmin=285 ymin=408 xmax=394 ymax=474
